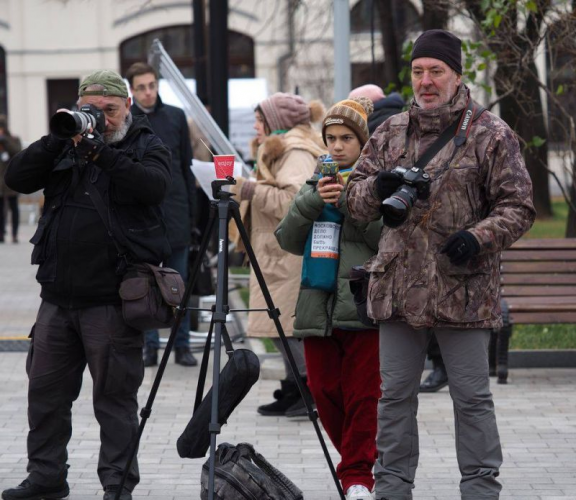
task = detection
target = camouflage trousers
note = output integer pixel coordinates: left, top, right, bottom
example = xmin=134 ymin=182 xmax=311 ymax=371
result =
xmin=374 ymin=322 xmax=503 ymax=500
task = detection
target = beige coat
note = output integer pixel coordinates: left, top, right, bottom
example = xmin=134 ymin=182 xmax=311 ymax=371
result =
xmin=234 ymin=125 xmax=326 ymax=337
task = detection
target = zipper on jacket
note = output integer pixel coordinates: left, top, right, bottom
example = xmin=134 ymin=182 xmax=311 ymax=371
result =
xmin=325 ymin=217 xmax=345 ymax=336
xmin=203 ymin=464 xmax=259 ymax=500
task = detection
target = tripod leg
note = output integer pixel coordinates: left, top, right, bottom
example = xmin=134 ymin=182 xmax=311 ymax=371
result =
xmin=206 ymin=195 xmax=234 ymax=500
xmin=229 ymin=203 xmax=346 ymax=500
xmin=113 ymin=204 xmax=219 ymax=500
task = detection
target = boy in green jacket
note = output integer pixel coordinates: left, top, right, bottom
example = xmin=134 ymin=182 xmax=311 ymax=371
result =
xmin=275 ymin=97 xmax=382 ymax=500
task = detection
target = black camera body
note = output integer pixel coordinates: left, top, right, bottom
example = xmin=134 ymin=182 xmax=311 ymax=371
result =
xmin=49 ymin=104 xmax=106 ymax=140
xmin=380 ymin=166 xmax=431 ymax=227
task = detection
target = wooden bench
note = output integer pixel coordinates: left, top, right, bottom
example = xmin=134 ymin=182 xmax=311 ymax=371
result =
xmin=491 ymin=238 xmax=576 ymax=384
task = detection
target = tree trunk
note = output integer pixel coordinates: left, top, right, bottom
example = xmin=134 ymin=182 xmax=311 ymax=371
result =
xmin=378 ymin=0 xmax=402 ymax=88
xmin=421 ymin=0 xmax=449 ymax=30
xmin=494 ymin=63 xmax=553 ymax=218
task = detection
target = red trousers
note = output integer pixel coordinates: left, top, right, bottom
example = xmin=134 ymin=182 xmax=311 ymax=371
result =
xmin=304 ymin=329 xmax=380 ymax=492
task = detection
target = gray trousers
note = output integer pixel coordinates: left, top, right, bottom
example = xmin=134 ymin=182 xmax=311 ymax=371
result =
xmin=26 ymin=301 xmax=144 ymax=491
xmin=375 ymin=322 xmax=502 ymax=500
xmin=272 ymin=337 xmax=307 ymax=381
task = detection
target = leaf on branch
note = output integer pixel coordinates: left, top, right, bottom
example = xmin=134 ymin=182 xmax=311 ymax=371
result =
xmin=528 ymin=136 xmax=546 ymax=148
xmin=526 ymin=0 xmax=538 ymax=13
xmin=478 ymin=62 xmax=487 ymax=71
xmin=385 ymin=83 xmax=397 ymax=94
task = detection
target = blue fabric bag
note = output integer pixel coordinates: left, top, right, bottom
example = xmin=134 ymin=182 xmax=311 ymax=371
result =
xmin=300 ymin=200 xmax=344 ymax=292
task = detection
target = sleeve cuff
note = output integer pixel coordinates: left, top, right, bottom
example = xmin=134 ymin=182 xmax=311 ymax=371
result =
xmin=93 ymin=145 xmax=120 ymax=171
xmin=240 ymin=180 xmax=256 ymax=201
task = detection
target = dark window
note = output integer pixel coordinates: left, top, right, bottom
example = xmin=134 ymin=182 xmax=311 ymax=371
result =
xmin=0 ymin=46 xmax=7 ymax=116
xmin=46 ymin=79 xmax=80 ymax=129
xmin=351 ymin=62 xmax=386 ymax=90
xmin=119 ymin=25 xmax=255 ymax=79
xmin=351 ymin=0 xmax=420 ymax=35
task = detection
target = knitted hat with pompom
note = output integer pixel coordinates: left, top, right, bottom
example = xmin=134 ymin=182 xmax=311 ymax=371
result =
xmin=259 ymin=92 xmax=325 ymax=132
xmin=322 ymin=96 xmax=374 ymax=146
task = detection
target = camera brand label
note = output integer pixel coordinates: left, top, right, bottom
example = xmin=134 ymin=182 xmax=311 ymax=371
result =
xmin=324 ymin=118 xmax=344 ymax=127
xmin=461 ymin=109 xmax=473 ymax=131
xmin=311 ymin=221 xmax=341 ymax=259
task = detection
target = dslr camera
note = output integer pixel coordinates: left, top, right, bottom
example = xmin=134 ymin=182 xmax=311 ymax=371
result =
xmin=380 ymin=166 xmax=431 ymax=226
xmin=49 ymin=104 xmax=106 ymax=139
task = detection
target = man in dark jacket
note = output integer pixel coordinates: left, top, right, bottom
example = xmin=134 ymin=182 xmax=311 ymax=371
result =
xmin=126 ymin=62 xmax=198 ymax=367
xmin=2 ymin=70 xmax=171 ymax=500
xmin=349 ymin=84 xmax=405 ymax=134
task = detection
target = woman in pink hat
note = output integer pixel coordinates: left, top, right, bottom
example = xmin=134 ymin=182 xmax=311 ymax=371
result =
xmin=232 ymin=92 xmax=326 ymax=418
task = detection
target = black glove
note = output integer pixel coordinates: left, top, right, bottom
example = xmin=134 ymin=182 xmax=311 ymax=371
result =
xmin=75 ymin=131 xmax=105 ymax=163
xmin=42 ymin=133 xmax=68 ymax=153
xmin=375 ymin=170 xmax=404 ymax=200
xmin=441 ymin=230 xmax=480 ymax=265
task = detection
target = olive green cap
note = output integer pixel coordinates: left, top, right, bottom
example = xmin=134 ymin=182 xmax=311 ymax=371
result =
xmin=78 ymin=70 xmax=129 ymax=98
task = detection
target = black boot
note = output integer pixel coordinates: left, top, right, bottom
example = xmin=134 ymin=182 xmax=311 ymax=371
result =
xmin=103 ymin=485 xmax=132 ymax=500
xmin=257 ymin=379 xmax=300 ymax=416
xmin=285 ymin=377 xmax=314 ymax=418
xmin=419 ymin=364 xmax=448 ymax=393
xmin=143 ymin=346 xmax=158 ymax=367
xmin=1 ymin=479 xmax=69 ymax=500
xmin=175 ymin=346 xmax=198 ymax=366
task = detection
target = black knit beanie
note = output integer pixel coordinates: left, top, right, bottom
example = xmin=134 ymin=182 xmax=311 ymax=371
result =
xmin=411 ymin=29 xmax=462 ymax=75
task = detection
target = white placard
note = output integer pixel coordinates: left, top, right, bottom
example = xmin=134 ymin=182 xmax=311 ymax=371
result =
xmin=191 ymin=160 xmax=248 ymax=200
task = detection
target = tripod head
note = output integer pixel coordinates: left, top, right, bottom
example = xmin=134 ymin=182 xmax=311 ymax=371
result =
xmin=211 ymin=177 xmax=236 ymax=200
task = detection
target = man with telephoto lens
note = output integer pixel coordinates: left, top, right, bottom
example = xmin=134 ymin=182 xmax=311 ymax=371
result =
xmin=347 ymin=30 xmax=536 ymax=500
xmin=2 ymin=70 xmax=171 ymax=500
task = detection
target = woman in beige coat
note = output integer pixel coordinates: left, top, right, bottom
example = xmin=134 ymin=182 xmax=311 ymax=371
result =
xmin=232 ymin=93 xmax=326 ymax=417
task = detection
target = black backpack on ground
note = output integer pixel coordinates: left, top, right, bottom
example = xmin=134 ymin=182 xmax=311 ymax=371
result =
xmin=200 ymin=442 xmax=304 ymax=500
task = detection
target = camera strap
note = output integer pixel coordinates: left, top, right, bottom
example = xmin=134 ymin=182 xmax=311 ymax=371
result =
xmin=409 ymin=98 xmax=485 ymax=171
xmin=83 ymin=174 xmax=130 ymax=272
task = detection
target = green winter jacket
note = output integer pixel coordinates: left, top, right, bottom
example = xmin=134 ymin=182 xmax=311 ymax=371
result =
xmin=275 ymin=174 xmax=382 ymax=338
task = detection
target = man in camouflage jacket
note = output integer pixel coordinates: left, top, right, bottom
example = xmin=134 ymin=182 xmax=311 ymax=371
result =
xmin=347 ymin=30 xmax=535 ymax=500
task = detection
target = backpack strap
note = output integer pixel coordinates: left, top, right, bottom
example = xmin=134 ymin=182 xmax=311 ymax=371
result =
xmin=238 ymin=443 xmax=304 ymax=499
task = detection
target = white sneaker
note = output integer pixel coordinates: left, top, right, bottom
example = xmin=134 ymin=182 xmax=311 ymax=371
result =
xmin=346 ymin=484 xmax=373 ymax=500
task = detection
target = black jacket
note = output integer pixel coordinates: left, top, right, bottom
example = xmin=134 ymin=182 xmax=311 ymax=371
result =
xmin=131 ymin=97 xmax=196 ymax=249
xmin=5 ymin=115 xmax=172 ymax=308
xmin=367 ymin=92 xmax=405 ymax=134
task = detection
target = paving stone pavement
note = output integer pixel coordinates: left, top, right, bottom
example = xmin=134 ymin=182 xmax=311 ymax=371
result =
xmin=1 ymin=222 xmax=576 ymax=499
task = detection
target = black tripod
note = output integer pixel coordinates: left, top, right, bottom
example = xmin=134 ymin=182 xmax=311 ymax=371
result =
xmin=115 ymin=178 xmax=345 ymax=500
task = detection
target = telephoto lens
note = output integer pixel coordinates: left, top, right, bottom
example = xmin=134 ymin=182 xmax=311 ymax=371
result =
xmin=380 ymin=185 xmax=418 ymax=226
xmin=49 ymin=110 xmax=97 ymax=139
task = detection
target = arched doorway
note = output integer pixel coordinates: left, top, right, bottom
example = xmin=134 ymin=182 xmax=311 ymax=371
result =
xmin=119 ymin=25 xmax=255 ymax=79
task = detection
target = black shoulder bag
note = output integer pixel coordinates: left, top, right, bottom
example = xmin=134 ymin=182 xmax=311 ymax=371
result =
xmin=84 ymin=176 xmax=185 ymax=330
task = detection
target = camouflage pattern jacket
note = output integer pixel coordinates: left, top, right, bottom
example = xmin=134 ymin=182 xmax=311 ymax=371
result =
xmin=346 ymin=86 xmax=536 ymax=330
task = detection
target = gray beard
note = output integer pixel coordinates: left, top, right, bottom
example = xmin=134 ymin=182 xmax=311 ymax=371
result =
xmin=104 ymin=113 xmax=132 ymax=144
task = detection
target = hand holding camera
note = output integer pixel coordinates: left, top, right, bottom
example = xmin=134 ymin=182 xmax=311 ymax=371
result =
xmin=375 ymin=170 xmax=404 ymax=200
xmin=75 ymin=129 xmax=105 ymax=163
xmin=318 ymin=156 xmax=344 ymax=206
